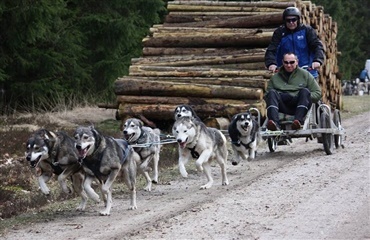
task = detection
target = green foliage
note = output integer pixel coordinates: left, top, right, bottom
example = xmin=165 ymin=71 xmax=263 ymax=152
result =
xmin=312 ymin=0 xmax=370 ymax=79
xmin=0 ymin=0 xmax=166 ymax=112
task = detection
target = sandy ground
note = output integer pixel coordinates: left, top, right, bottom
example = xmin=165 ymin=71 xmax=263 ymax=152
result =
xmin=2 ymin=111 xmax=369 ymax=240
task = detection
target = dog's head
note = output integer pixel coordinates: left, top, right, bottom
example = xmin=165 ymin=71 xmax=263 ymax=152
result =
xmin=74 ymin=126 xmax=99 ymax=159
xmin=25 ymin=129 xmax=56 ymax=168
xmin=228 ymin=111 xmax=256 ymax=142
xmin=122 ymin=118 xmax=143 ymax=143
xmin=174 ymin=105 xmax=199 ymax=120
xmin=234 ymin=111 xmax=254 ymax=133
xmin=172 ymin=116 xmax=197 ymax=149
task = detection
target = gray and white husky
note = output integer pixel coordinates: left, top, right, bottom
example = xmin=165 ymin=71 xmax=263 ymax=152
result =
xmin=25 ymin=129 xmax=88 ymax=211
xmin=123 ymin=118 xmax=161 ymax=192
xmin=172 ymin=116 xmax=229 ymax=189
xmin=74 ymin=126 xmax=139 ymax=216
xmin=228 ymin=111 xmax=260 ymax=165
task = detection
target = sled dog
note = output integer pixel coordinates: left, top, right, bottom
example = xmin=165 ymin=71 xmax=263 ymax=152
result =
xmin=174 ymin=104 xmax=201 ymax=121
xmin=74 ymin=126 xmax=139 ymax=215
xmin=172 ymin=116 xmax=229 ymax=189
xmin=228 ymin=111 xmax=260 ymax=165
xmin=25 ymin=129 xmax=87 ymax=210
xmin=123 ymin=118 xmax=161 ymax=191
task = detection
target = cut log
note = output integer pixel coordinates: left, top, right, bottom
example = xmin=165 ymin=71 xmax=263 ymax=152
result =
xmin=142 ymin=32 xmax=273 ymax=48
xmin=162 ymin=13 xmax=283 ymax=28
xmin=128 ymin=66 xmax=272 ymax=79
xmin=117 ymin=76 xmax=267 ymax=89
xmin=167 ymin=5 xmax=287 ymax=12
xmin=142 ymin=47 xmax=266 ymax=56
xmin=118 ymin=102 xmax=266 ymax=121
xmin=168 ymin=1 xmax=295 ymax=8
xmin=165 ymin=13 xmax=280 ymax=23
xmin=114 ymin=79 xmax=264 ymax=100
xmin=131 ymin=53 xmax=266 ymax=66
xmin=116 ymin=95 xmax=265 ymax=106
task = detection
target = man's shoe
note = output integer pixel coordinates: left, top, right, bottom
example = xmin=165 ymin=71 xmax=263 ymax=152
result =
xmin=267 ymin=120 xmax=279 ymax=131
xmin=291 ymin=120 xmax=302 ymax=130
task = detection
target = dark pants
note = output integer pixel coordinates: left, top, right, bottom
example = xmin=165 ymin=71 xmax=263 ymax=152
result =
xmin=266 ymin=89 xmax=312 ymax=126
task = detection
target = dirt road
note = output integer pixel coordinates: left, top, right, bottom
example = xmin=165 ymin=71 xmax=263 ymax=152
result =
xmin=2 ymin=111 xmax=369 ymax=240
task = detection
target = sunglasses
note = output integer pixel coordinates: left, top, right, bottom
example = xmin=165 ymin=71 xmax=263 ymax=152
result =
xmin=285 ymin=18 xmax=298 ymax=23
xmin=283 ymin=60 xmax=296 ymax=65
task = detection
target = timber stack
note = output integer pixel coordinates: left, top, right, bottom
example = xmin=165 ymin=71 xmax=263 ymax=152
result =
xmin=111 ymin=0 xmax=341 ymax=128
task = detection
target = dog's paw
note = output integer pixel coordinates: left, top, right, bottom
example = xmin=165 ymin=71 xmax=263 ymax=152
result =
xmin=181 ymin=172 xmax=188 ymax=178
xmin=41 ymin=188 xmax=51 ymax=195
xmin=129 ymin=205 xmax=137 ymax=210
xmin=222 ymin=180 xmax=229 ymax=186
xmin=151 ymin=179 xmax=158 ymax=184
xmin=99 ymin=210 xmax=110 ymax=216
xmin=76 ymin=204 xmax=86 ymax=211
xmin=200 ymin=183 xmax=213 ymax=189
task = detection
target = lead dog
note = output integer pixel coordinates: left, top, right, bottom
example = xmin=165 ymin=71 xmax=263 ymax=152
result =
xmin=172 ymin=116 xmax=229 ymax=189
xmin=122 ymin=118 xmax=161 ymax=192
xmin=74 ymin=126 xmax=139 ymax=215
xmin=25 ymin=129 xmax=88 ymax=210
xmin=228 ymin=111 xmax=260 ymax=165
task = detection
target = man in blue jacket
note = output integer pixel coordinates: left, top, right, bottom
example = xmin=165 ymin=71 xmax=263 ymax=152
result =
xmin=265 ymin=7 xmax=325 ymax=78
xmin=265 ymin=53 xmax=322 ymax=131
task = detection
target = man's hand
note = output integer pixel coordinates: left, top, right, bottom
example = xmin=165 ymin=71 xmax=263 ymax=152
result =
xmin=268 ymin=64 xmax=277 ymax=72
xmin=312 ymin=62 xmax=321 ymax=69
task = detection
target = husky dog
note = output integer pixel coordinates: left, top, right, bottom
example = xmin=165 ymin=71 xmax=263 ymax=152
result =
xmin=172 ymin=116 xmax=229 ymax=189
xmin=228 ymin=111 xmax=260 ymax=165
xmin=122 ymin=118 xmax=161 ymax=192
xmin=174 ymin=104 xmax=201 ymax=121
xmin=74 ymin=126 xmax=139 ymax=216
xmin=25 ymin=129 xmax=88 ymax=210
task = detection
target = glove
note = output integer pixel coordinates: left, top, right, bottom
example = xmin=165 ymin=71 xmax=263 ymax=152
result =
xmin=312 ymin=62 xmax=321 ymax=69
xmin=268 ymin=64 xmax=277 ymax=72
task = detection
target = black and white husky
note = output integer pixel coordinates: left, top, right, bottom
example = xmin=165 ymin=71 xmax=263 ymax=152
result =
xmin=25 ymin=129 xmax=87 ymax=210
xmin=228 ymin=111 xmax=260 ymax=165
xmin=172 ymin=116 xmax=229 ymax=189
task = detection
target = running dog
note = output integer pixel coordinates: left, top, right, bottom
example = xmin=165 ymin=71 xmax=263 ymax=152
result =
xmin=123 ymin=118 xmax=161 ymax=192
xmin=172 ymin=116 xmax=229 ymax=189
xmin=228 ymin=111 xmax=260 ymax=165
xmin=74 ymin=126 xmax=139 ymax=216
xmin=174 ymin=104 xmax=201 ymax=121
xmin=25 ymin=129 xmax=88 ymax=210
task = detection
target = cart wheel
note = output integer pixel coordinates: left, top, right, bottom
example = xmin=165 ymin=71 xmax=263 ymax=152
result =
xmin=333 ymin=109 xmax=343 ymax=149
xmin=320 ymin=111 xmax=334 ymax=155
xmin=267 ymin=138 xmax=277 ymax=152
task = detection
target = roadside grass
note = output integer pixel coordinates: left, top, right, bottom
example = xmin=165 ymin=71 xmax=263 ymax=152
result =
xmin=341 ymin=95 xmax=370 ymax=119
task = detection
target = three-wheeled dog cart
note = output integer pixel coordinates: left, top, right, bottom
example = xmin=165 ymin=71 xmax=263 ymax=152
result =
xmin=251 ymin=101 xmax=345 ymax=155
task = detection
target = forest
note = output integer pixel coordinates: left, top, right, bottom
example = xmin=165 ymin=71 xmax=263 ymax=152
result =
xmin=0 ymin=0 xmax=369 ymax=112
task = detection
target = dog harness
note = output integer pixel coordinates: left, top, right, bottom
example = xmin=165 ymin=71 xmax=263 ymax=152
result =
xmin=187 ymin=146 xmax=200 ymax=159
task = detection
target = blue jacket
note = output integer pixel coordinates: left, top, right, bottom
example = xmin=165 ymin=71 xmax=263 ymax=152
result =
xmin=359 ymin=69 xmax=368 ymax=81
xmin=265 ymin=24 xmax=325 ymax=77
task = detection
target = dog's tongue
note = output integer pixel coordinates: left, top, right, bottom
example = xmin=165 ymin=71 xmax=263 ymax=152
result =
xmin=179 ymin=142 xmax=187 ymax=149
xmin=78 ymin=148 xmax=88 ymax=159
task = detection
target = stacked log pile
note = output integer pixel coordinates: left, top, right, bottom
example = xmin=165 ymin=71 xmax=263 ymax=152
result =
xmin=111 ymin=0 xmax=341 ymax=127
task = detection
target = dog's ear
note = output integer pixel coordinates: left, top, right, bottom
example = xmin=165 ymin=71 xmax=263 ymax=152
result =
xmin=137 ymin=119 xmax=144 ymax=127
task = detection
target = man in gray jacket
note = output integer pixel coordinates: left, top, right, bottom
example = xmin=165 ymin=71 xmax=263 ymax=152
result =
xmin=265 ymin=52 xmax=322 ymax=131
